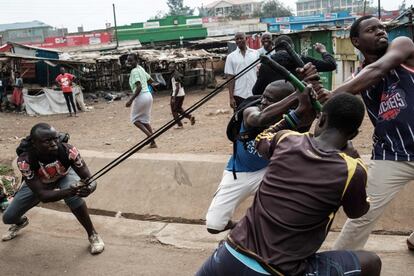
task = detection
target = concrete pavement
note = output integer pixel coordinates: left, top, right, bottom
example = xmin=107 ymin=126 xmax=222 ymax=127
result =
xmin=0 ymin=207 xmax=413 ymax=275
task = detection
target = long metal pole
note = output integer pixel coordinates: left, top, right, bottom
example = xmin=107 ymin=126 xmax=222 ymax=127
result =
xmin=378 ymin=0 xmax=381 ymax=19
xmin=363 ymin=0 xmax=367 ymax=15
xmin=113 ymin=3 xmax=119 ymax=49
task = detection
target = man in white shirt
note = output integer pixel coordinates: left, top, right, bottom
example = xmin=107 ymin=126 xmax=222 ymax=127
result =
xmin=225 ymin=32 xmax=259 ymax=110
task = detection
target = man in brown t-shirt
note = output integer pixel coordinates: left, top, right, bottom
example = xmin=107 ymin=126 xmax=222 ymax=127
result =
xmin=196 ymin=90 xmax=381 ymax=275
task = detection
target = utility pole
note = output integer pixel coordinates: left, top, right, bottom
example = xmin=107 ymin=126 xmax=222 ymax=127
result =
xmin=363 ymin=0 xmax=367 ymax=15
xmin=113 ymin=3 xmax=119 ymax=49
xmin=378 ymin=0 xmax=381 ymax=19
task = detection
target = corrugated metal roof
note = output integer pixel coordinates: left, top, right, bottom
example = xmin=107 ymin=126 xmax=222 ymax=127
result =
xmin=0 ymin=20 xmax=51 ymax=32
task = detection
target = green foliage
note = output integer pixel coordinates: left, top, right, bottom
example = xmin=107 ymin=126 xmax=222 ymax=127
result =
xmin=167 ymin=0 xmax=194 ymax=16
xmin=230 ymin=7 xmax=243 ymax=19
xmin=0 ymin=164 xmax=12 ymax=176
xmin=259 ymin=0 xmax=292 ymax=18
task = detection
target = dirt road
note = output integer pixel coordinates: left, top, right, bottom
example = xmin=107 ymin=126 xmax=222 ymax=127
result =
xmin=0 ymin=87 xmax=374 ymax=165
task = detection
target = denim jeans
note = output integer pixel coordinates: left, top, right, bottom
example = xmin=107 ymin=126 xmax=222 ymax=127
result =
xmin=2 ymin=169 xmax=84 ymax=225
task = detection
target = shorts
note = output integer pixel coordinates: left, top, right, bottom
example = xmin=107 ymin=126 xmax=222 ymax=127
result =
xmin=196 ymin=243 xmax=361 ymax=276
xmin=304 ymin=250 xmax=361 ymax=276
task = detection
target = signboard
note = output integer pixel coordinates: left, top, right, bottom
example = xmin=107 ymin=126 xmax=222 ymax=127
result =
xmin=27 ymin=32 xmax=112 ymax=48
xmin=186 ymin=18 xmax=203 ymax=25
xmin=143 ymin=21 xmax=160 ymax=29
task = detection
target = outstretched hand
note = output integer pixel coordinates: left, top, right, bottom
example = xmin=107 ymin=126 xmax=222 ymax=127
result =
xmin=314 ymin=43 xmax=327 ymax=54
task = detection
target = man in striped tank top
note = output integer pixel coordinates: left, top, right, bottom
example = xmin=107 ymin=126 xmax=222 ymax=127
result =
xmin=330 ymin=15 xmax=414 ymax=251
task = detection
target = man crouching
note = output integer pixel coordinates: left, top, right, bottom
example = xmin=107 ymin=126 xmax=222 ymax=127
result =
xmin=2 ymin=123 xmax=104 ymax=255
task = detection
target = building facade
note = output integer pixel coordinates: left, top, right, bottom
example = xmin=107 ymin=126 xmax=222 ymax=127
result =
xmin=296 ymin=0 xmax=366 ymax=16
xmin=206 ymin=0 xmax=261 ymax=17
xmin=0 ymin=21 xmax=53 ymax=44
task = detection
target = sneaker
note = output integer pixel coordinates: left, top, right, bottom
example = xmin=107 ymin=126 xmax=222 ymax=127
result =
xmin=173 ymin=125 xmax=183 ymax=129
xmin=89 ymin=233 xmax=105 ymax=255
xmin=2 ymin=216 xmax=29 ymax=241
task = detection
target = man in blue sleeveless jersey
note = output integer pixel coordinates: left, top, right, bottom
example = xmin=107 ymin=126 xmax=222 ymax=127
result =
xmin=330 ymin=15 xmax=414 ymax=251
xmin=206 ymin=80 xmax=301 ymax=234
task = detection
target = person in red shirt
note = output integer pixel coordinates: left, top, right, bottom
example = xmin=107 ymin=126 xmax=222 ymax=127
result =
xmin=56 ymin=67 xmax=77 ymax=117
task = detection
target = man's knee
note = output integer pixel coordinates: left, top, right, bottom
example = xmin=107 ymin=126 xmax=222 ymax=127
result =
xmin=206 ymin=220 xmax=235 ymax=234
xmin=355 ymin=251 xmax=382 ymax=276
xmin=2 ymin=209 xmax=19 ymax=225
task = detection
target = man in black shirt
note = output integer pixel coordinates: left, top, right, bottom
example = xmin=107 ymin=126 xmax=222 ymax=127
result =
xmin=252 ymin=35 xmax=337 ymax=95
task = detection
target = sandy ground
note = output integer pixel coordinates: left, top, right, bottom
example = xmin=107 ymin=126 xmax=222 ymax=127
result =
xmin=0 ymin=86 xmax=374 ymax=165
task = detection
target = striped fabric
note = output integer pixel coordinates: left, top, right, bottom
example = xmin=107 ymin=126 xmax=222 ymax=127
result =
xmin=358 ymin=65 xmax=414 ymax=161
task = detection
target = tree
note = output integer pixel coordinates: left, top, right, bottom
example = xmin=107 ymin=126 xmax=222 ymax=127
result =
xmin=229 ymin=7 xmax=243 ymax=19
xmin=167 ymin=0 xmax=194 ymax=16
xmin=197 ymin=4 xmax=209 ymax=17
xmin=258 ymin=0 xmax=292 ymax=18
xmin=150 ymin=10 xmax=166 ymax=20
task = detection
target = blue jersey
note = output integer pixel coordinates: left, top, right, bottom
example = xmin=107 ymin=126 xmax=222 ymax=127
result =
xmin=358 ymin=64 xmax=414 ymax=161
xmin=226 ymin=123 xmax=269 ymax=172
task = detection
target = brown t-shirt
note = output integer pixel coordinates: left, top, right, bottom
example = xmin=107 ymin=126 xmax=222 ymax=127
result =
xmin=229 ymin=131 xmax=369 ymax=275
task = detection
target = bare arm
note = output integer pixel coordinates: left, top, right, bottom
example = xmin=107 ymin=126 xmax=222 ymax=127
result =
xmin=126 ymin=82 xmax=142 ymax=107
xmin=333 ymin=37 xmax=414 ymax=95
xmin=173 ymin=82 xmax=180 ymax=98
xmin=228 ymin=75 xmax=236 ymax=109
xmin=243 ymin=93 xmax=297 ymax=129
xmin=26 ymin=176 xmax=77 ymax=203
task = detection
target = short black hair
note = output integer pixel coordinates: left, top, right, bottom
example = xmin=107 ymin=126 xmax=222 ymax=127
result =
xmin=350 ymin=15 xmax=374 ymax=39
xmin=265 ymin=80 xmax=295 ymax=102
xmin=322 ymin=93 xmax=365 ymax=135
xmin=30 ymin=123 xmax=52 ymax=140
xmin=128 ymin=53 xmax=138 ymax=61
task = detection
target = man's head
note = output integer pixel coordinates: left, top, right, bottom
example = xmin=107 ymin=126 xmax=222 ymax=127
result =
xmin=15 ymin=71 xmax=20 ymax=78
xmin=126 ymin=53 xmax=138 ymax=68
xmin=235 ymin=32 xmax=247 ymax=50
xmin=260 ymin=80 xmax=295 ymax=110
xmin=350 ymin=16 xmax=388 ymax=57
xmin=274 ymin=35 xmax=294 ymax=51
xmin=314 ymin=93 xmax=365 ymax=141
xmin=59 ymin=67 xmax=66 ymax=74
xmin=30 ymin=123 xmax=59 ymax=155
xmin=261 ymin=32 xmax=273 ymax=50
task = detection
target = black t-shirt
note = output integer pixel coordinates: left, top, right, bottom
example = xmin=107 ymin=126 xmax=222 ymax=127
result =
xmin=17 ymin=143 xmax=83 ymax=185
xmin=252 ymin=51 xmax=337 ymax=95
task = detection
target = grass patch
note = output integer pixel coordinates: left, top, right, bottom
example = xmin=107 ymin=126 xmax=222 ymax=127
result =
xmin=0 ymin=164 xmax=13 ymax=176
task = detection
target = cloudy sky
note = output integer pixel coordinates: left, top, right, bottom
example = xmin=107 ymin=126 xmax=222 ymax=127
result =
xmin=0 ymin=0 xmax=409 ymax=32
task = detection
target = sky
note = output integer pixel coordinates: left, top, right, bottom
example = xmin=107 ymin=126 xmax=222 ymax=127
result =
xmin=0 ymin=0 xmax=411 ymax=32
